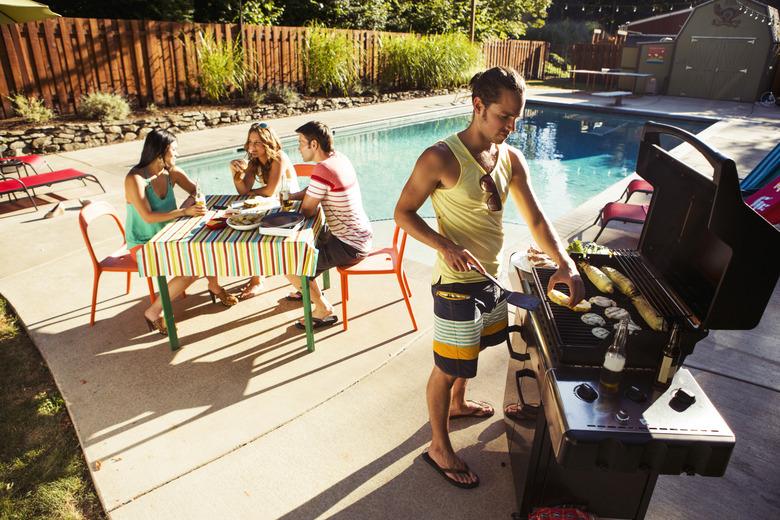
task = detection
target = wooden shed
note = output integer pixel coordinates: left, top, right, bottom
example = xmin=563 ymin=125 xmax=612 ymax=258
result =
xmin=665 ymin=0 xmax=779 ymax=101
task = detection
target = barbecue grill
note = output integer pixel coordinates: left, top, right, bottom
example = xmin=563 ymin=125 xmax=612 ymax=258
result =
xmin=503 ymin=122 xmax=780 ymax=519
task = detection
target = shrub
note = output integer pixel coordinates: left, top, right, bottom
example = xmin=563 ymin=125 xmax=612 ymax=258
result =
xmin=304 ymin=25 xmax=359 ymax=96
xmin=380 ymin=33 xmax=483 ymax=91
xmin=545 ymin=52 xmax=569 ymax=78
xmin=261 ymin=85 xmax=300 ymax=105
xmin=8 ymin=94 xmax=54 ymax=124
xmin=197 ymin=31 xmax=247 ymax=101
xmin=79 ymin=92 xmax=130 ymax=121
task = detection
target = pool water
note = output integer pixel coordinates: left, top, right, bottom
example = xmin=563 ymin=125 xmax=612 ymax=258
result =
xmin=179 ymin=104 xmax=709 ymax=224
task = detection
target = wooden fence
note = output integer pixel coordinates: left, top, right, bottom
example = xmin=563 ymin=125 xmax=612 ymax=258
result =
xmin=0 ymin=17 xmax=548 ymax=119
xmin=482 ymin=39 xmax=548 ymax=81
xmin=569 ymin=43 xmax=624 ymax=72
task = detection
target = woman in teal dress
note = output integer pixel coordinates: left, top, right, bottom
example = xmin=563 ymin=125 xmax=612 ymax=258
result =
xmin=125 ymin=129 xmax=238 ymax=335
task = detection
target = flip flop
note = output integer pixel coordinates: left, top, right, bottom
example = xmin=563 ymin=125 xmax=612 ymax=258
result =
xmin=421 ymin=452 xmax=479 ymax=489
xmin=449 ymin=400 xmax=495 ymax=420
xmin=285 ymin=291 xmax=303 ymax=301
xmin=295 ymin=314 xmax=338 ymax=330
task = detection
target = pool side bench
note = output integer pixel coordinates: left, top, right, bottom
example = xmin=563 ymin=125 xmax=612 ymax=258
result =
xmin=592 ymin=91 xmax=632 ymax=106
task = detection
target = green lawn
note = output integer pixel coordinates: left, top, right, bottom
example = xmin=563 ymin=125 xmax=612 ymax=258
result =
xmin=0 ymin=297 xmax=104 ymax=520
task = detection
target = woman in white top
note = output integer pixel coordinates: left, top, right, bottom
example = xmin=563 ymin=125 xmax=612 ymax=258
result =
xmin=230 ymin=122 xmax=300 ymax=300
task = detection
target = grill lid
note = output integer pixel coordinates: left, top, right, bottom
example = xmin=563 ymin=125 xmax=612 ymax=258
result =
xmin=636 ymin=122 xmax=780 ymax=329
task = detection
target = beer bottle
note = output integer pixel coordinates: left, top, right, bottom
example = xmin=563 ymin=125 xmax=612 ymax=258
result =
xmin=600 ymin=318 xmax=628 ymax=393
xmin=654 ymin=323 xmax=681 ymax=390
xmin=279 ymin=174 xmax=290 ymax=210
xmin=194 ymin=181 xmax=205 ymax=209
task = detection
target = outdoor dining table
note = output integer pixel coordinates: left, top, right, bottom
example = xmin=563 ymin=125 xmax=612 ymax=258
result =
xmin=136 ymin=194 xmax=324 ymax=353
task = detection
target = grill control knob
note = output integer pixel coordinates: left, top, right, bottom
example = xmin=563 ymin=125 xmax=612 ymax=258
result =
xmin=616 ymin=409 xmax=630 ymax=423
xmin=625 ymin=385 xmax=647 ymax=403
xmin=574 ymin=383 xmax=598 ymax=402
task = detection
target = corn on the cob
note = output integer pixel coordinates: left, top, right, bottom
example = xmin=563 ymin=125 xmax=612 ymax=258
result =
xmin=631 ymin=295 xmax=667 ymax=331
xmin=601 ymin=266 xmax=638 ymax=297
xmin=578 ymin=261 xmax=614 ymax=294
xmin=547 ymin=289 xmax=592 ymax=312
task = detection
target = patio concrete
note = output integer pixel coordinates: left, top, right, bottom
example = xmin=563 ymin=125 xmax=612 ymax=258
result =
xmin=0 ymin=88 xmax=778 ymax=519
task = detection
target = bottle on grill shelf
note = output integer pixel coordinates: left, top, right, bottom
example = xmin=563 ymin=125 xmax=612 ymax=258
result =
xmin=654 ymin=323 xmax=681 ymax=390
xmin=599 ymin=317 xmax=629 ymax=393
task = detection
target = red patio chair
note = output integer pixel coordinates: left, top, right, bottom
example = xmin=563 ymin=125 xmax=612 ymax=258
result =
xmin=79 ymin=201 xmax=156 ymax=326
xmin=619 ymin=178 xmax=654 ymax=203
xmin=592 ymin=202 xmax=649 ymax=242
xmin=0 ymin=168 xmax=104 ymax=210
xmin=337 ymin=225 xmax=417 ymax=331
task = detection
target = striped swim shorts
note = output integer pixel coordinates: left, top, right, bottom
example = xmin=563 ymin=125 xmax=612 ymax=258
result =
xmin=431 ymin=280 xmax=508 ymax=379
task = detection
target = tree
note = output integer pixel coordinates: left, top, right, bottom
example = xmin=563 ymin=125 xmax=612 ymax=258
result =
xmin=193 ymin=0 xmax=282 ymax=25
xmin=280 ymin=0 xmax=388 ymax=30
xmin=48 ymin=0 xmax=193 ymax=21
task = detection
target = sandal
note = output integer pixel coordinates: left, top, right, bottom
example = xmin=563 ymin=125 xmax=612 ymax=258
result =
xmin=239 ymin=279 xmax=265 ymax=300
xmin=145 ymin=316 xmax=168 ymax=336
xmin=449 ymin=400 xmax=495 ymax=420
xmin=285 ymin=291 xmax=303 ymax=301
xmin=421 ymin=452 xmax=479 ymax=489
xmin=209 ymin=288 xmax=238 ymax=307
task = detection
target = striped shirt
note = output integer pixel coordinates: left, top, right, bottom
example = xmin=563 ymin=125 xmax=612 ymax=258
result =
xmin=307 ymin=151 xmax=373 ymax=253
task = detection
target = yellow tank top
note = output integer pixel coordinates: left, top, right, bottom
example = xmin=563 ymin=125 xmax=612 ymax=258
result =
xmin=431 ymin=134 xmax=512 ymax=284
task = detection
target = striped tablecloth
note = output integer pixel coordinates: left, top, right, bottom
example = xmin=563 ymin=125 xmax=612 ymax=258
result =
xmin=137 ymin=195 xmax=322 ymax=278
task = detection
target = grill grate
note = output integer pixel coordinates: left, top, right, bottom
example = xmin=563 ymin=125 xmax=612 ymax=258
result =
xmin=528 ymin=253 xmax=686 ymax=367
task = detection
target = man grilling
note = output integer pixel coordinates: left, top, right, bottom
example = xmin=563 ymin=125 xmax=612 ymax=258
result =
xmin=394 ymin=66 xmax=584 ymax=488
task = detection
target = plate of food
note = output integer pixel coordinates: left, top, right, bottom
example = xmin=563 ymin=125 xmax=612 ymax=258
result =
xmin=227 ymin=212 xmax=264 ymax=231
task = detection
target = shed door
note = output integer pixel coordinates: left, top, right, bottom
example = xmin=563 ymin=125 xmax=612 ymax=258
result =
xmin=711 ymin=38 xmax=757 ymax=101
xmin=669 ymin=36 xmax=757 ymax=101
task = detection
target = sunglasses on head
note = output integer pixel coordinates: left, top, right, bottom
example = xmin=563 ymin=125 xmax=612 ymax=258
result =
xmin=480 ymin=174 xmax=502 ymax=212
xmin=251 ymin=122 xmax=269 ymax=130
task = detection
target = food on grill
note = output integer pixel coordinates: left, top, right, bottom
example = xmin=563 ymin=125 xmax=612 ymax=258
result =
xmin=601 ymin=266 xmax=638 ymax=297
xmin=547 ymin=289 xmax=591 ymax=312
xmin=591 ymin=327 xmax=611 ymax=339
xmin=581 ymin=313 xmax=606 ymax=326
xmin=631 ymin=295 xmax=668 ymax=331
xmin=567 ymin=239 xmax=611 ymax=256
xmin=614 ymin=320 xmax=642 ymax=333
xmin=578 ymin=261 xmax=614 ymax=294
xmin=604 ymin=306 xmax=630 ymax=321
xmin=527 ymin=246 xmax=558 ymax=269
xmin=589 ymin=296 xmax=617 ymax=308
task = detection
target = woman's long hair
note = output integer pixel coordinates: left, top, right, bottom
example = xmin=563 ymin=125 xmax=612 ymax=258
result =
xmin=245 ymin=124 xmax=282 ymax=183
xmin=135 ymin=129 xmax=177 ymax=170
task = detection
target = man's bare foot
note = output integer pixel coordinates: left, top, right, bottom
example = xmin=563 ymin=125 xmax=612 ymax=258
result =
xmin=425 ymin=447 xmax=479 ymax=487
xmin=449 ymin=399 xmax=495 ymax=420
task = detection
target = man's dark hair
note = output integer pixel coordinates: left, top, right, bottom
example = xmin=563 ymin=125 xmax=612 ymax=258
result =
xmin=469 ymin=67 xmax=526 ymax=107
xmin=295 ymin=121 xmax=333 ymax=153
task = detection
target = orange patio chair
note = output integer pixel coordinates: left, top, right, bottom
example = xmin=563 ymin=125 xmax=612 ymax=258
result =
xmin=337 ymin=225 xmax=417 ymax=332
xmin=79 ymin=201 xmax=156 ymax=326
xmin=592 ymin=202 xmax=649 ymax=242
xmin=293 ymin=163 xmax=315 ymax=177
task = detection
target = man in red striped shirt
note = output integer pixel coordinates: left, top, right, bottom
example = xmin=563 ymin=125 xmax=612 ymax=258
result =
xmin=287 ymin=121 xmax=373 ymax=328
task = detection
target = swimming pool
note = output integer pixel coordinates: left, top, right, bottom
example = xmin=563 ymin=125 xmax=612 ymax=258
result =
xmin=179 ymin=104 xmax=710 ymax=224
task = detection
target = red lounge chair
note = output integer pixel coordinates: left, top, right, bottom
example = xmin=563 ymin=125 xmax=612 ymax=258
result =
xmin=592 ymin=202 xmax=649 ymax=242
xmin=619 ymin=178 xmax=653 ymax=203
xmin=0 ymin=154 xmax=52 ymax=177
xmin=0 ymin=168 xmax=104 ymax=210
xmin=337 ymin=225 xmax=417 ymax=332
xmin=745 ymin=176 xmax=780 ymax=225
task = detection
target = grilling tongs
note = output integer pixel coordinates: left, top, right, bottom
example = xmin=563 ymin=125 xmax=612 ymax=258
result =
xmin=469 ymin=265 xmax=541 ymax=311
